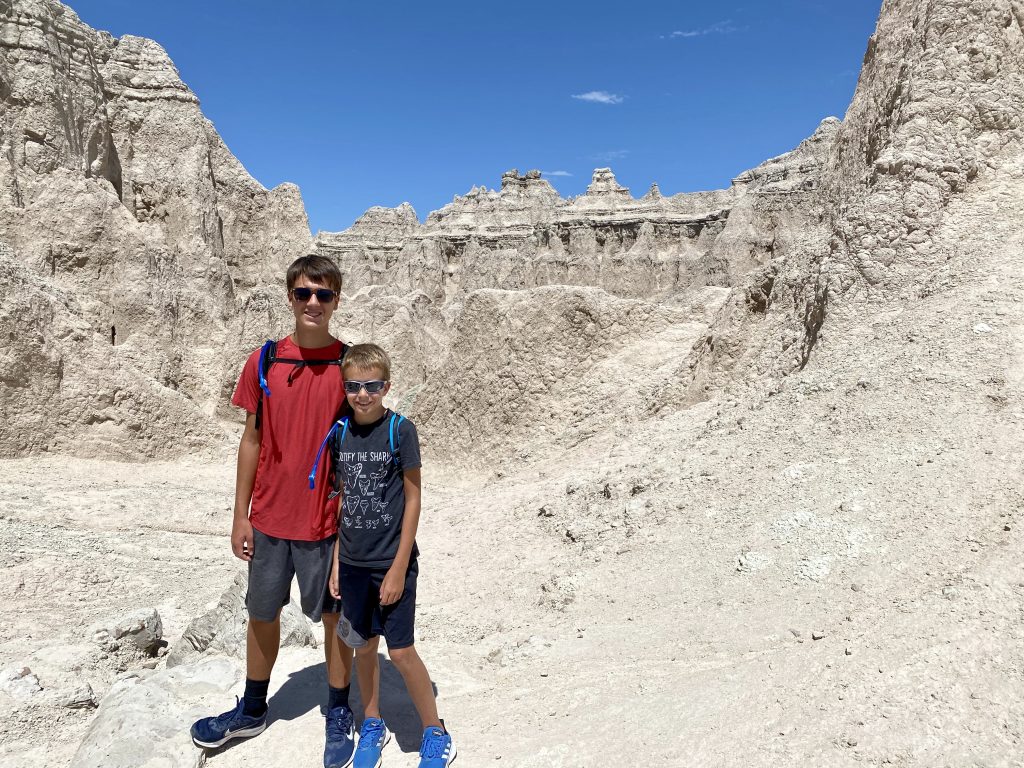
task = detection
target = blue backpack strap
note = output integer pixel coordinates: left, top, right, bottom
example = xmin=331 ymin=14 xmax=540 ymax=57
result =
xmin=254 ymin=340 xmax=277 ymax=430
xmin=388 ymin=412 xmax=405 ymax=467
xmin=309 ymin=416 xmax=348 ymax=491
xmin=257 ymin=339 xmax=276 ymax=397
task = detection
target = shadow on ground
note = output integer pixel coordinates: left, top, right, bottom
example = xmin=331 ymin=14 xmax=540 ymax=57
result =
xmin=261 ymin=655 xmax=439 ymax=753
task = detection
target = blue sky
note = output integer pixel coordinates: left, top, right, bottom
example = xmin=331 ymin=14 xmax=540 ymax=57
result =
xmin=70 ymin=1 xmax=881 ymax=234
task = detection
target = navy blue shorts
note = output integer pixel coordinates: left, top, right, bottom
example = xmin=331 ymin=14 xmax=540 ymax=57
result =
xmin=337 ymin=559 xmax=418 ymax=649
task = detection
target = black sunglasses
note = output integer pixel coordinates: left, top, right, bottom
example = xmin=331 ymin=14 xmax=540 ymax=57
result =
xmin=291 ymin=287 xmax=337 ymax=302
xmin=344 ymin=380 xmax=387 ymax=394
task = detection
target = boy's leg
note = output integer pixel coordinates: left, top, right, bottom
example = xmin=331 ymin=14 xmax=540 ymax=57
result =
xmin=351 ymin=638 xmax=390 ymax=768
xmin=322 ymin=611 xmax=354 ymax=689
xmin=243 ymin=532 xmax=297 ymax=715
xmin=293 ymin=537 xmax=354 ymax=691
xmin=379 ymin=561 xmax=455 ymax=765
xmin=386 ymin=645 xmax=440 ymax=728
xmin=294 ymin=537 xmax=358 ymax=768
xmin=378 ymin=560 xmax=440 ymax=729
xmin=242 ymin=614 xmax=280 ymax=718
xmin=389 ymin=645 xmax=455 ymax=766
xmin=191 ymin=531 xmax=292 ymax=749
xmin=354 ymin=636 xmax=382 ymax=718
xmin=247 ymin=614 xmax=281 ymax=681
xmin=337 ymin=564 xmax=392 ymax=768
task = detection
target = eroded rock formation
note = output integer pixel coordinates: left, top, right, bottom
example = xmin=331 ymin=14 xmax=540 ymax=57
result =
xmin=0 ymin=0 xmax=312 ymax=457
xmin=675 ymin=0 xmax=1024 ymax=405
xmin=3 ymin=0 xmax=1020 ymax=476
xmin=316 ymin=161 xmax=807 ymax=302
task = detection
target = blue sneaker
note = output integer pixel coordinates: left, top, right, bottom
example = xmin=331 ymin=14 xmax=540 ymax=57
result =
xmin=353 ymin=717 xmax=391 ymax=768
xmin=418 ymin=725 xmax=456 ymax=767
xmin=324 ymin=705 xmax=356 ymax=768
xmin=190 ymin=696 xmax=267 ymax=749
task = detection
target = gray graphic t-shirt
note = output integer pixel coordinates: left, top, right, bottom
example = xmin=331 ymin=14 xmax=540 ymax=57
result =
xmin=332 ymin=411 xmax=421 ymax=568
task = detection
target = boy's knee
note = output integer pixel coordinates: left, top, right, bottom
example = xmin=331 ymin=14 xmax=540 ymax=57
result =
xmin=353 ymin=634 xmax=380 ymax=655
xmin=388 ymin=644 xmax=418 ymax=667
xmin=248 ymin=612 xmax=281 ymax=628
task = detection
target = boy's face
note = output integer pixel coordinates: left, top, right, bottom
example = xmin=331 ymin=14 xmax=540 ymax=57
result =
xmin=288 ymin=274 xmax=340 ymax=332
xmin=344 ymin=365 xmax=391 ymax=422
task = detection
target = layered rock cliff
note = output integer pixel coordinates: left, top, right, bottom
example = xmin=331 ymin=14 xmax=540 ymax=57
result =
xmin=0 ymin=0 xmax=312 ymax=456
xmin=0 ymin=0 xmax=844 ymax=462
xmin=680 ymin=0 xmax=1024 ymax=403
xmin=316 ymin=133 xmax=834 ymax=304
xmin=5 ymin=0 xmax=1020 ymax=467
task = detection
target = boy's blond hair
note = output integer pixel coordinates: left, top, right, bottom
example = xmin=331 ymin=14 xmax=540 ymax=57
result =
xmin=342 ymin=343 xmax=391 ymax=380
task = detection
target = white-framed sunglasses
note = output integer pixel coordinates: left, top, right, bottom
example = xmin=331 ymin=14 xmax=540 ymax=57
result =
xmin=343 ymin=379 xmax=387 ymax=394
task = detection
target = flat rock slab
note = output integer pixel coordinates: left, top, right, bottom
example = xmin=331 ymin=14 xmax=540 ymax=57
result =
xmin=70 ymin=657 xmax=241 ymax=768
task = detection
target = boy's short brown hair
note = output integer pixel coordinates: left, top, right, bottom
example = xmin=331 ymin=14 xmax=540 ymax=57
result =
xmin=342 ymin=343 xmax=391 ymax=380
xmin=286 ymin=254 xmax=343 ymax=293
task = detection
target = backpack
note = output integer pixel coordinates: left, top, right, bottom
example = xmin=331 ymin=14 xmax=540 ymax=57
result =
xmin=308 ymin=410 xmax=407 ymax=498
xmin=255 ymin=338 xmax=350 ymax=430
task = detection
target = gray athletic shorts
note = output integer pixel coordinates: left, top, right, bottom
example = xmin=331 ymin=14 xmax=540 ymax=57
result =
xmin=246 ymin=529 xmax=341 ymax=623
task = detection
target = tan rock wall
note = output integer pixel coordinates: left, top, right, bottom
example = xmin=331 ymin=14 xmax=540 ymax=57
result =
xmin=0 ymin=0 xmax=313 ymax=457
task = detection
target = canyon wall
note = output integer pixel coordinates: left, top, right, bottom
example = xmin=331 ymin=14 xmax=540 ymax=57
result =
xmin=0 ymin=0 xmax=312 ymax=456
xmin=4 ymin=0 xmax=1019 ymax=466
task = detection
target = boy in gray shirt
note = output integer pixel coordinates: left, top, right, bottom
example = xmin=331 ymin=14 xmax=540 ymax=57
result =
xmin=325 ymin=343 xmax=456 ymax=768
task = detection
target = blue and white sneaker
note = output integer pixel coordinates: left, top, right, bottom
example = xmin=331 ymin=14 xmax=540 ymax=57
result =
xmin=353 ymin=717 xmax=391 ymax=768
xmin=324 ymin=705 xmax=357 ymax=768
xmin=418 ymin=725 xmax=456 ymax=767
xmin=190 ymin=696 xmax=267 ymax=749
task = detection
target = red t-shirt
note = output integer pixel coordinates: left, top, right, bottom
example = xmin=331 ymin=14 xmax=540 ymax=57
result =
xmin=232 ymin=336 xmax=346 ymax=541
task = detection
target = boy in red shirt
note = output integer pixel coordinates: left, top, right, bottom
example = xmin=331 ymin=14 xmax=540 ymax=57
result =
xmin=191 ymin=254 xmax=358 ymax=768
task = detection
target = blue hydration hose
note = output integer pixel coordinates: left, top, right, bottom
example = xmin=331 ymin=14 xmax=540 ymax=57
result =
xmin=309 ymin=417 xmax=349 ymax=490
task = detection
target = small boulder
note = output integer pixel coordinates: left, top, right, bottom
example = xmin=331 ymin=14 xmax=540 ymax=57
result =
xmin=0 ymin=665 xmax=42 ymax=699
xmin=70 ymin=657 xmax=239 ymax=768
xmin=91 ymin=608 xmax=163 ymax=656
xmin=167 ymin=571 xmax=314 ymax=668
xmin=62 ymin=683 xmax=98 ymax=709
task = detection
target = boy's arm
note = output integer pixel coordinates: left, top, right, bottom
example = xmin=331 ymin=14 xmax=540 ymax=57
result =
xmin=230 ymin=412 xmax=261 ymax=561
xmin=329 ymin=492 xmax=343 ymax=598
xmin=329 ymin=534 xmax=341 ymax=599
xmin=379 ymin=467 xmax=421 ymax=606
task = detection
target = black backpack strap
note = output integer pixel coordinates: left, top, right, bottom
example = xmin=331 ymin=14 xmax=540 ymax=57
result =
xmin=256 ymin=339 xmax=349 ymax=432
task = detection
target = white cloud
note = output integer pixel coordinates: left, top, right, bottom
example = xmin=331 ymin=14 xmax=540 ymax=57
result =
xmin=542 ymin=170 xmax=573 ymax=177
xmin=571 ymin=90 xmax=625 ymax=105
xmin=591 ymin=149 xmax=630 ymax=163
xmin=669 ymin=20 xmax=739 ymax=39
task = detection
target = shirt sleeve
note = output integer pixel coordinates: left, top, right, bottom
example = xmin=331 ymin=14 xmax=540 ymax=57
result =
xmin=398 ymin=418 xmax=421 ymax=471
xmin=231 ymin=347 xmax=263 ymax=414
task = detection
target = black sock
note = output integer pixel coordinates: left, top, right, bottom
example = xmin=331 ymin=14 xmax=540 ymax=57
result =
xmin=328 ymin=684 xmax=350 ymax=711
xmin=242 ymin=678 xmax=270 ymax=716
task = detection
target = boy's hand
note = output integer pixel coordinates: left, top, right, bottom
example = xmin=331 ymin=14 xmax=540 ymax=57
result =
xmin=231 ymin=518 xmax=254 ymax=561
xmin=329 ymin=562 xmax=341 ymax=600
xmin=379 ymin=565 xmax=405 ymax=606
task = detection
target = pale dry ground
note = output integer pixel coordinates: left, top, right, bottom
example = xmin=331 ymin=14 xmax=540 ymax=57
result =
xmin=0 ymin=455 xmax=239 ymax=768
xmin=2 ymin=176 xmax=1024 ymax=767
